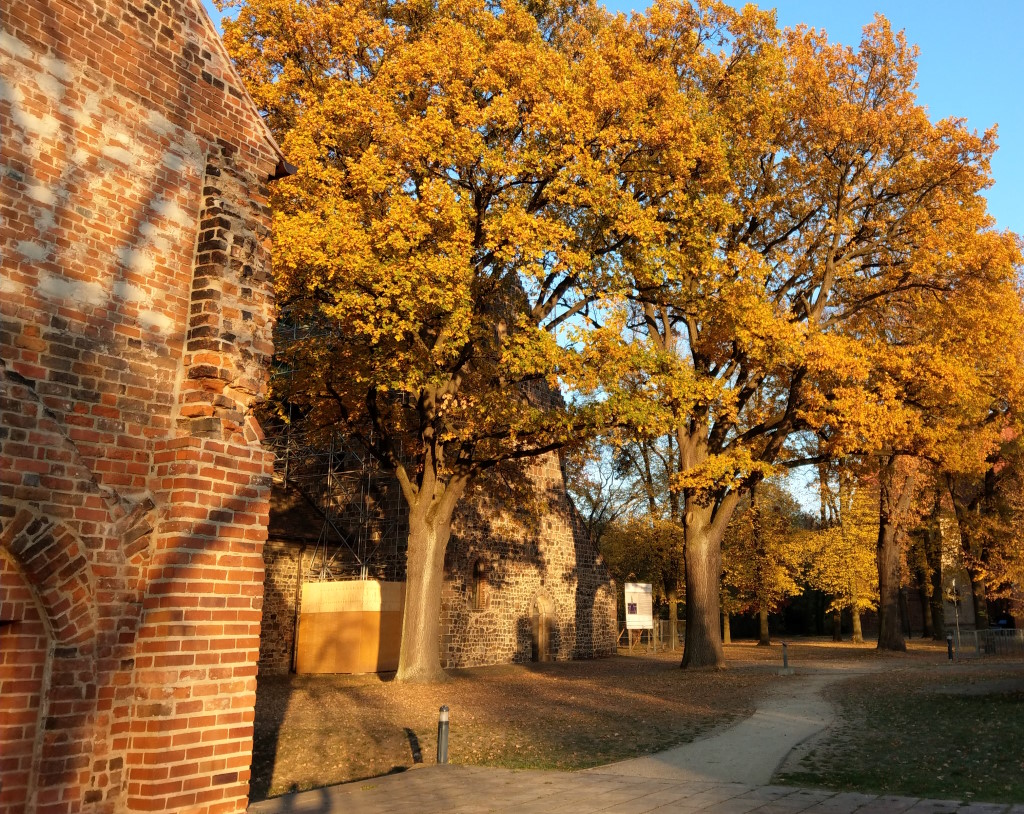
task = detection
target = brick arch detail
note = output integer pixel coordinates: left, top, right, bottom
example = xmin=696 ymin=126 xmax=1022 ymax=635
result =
xmin=0 ymin=509 xmax=98 ymax=649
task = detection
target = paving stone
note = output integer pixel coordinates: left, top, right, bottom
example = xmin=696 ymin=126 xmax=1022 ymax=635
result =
xmin=853 ymin=796 xmax=924 ymax=814
xmin=247 ymin=765 xmax=1018 ymax=814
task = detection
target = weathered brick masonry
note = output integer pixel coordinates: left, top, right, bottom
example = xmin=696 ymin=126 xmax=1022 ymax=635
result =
xmin=1 ymin=1 xmax=284 ymax=812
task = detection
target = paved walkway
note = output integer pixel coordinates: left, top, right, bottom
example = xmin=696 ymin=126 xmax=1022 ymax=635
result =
xmin=248 ymin=764 xmax=1023 ymax=814
xmin=589 ymin=670 xmax=845 ymax=784
xmin=248 ymin=665 xmax=1021 ymax=814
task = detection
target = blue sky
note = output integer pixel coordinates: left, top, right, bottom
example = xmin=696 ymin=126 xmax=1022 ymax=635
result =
xmin=205 ymin=0 xmax=1022 ymax=236
xmin=604 ymin=0 xmax=1023 ymax=237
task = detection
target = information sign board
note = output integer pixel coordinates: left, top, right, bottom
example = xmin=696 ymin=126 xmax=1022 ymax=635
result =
xmin=624 ymin=582 xmax=654 ymax=630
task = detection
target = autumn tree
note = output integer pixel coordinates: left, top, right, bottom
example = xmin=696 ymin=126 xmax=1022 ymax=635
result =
xmin=224 ymin=0 xmax=1020 ymax=675
xmin=808 ymin=219 xmax=1023 ymax=650
xmin=948 ymin=430 xmax=1024 ymax=627
xmin=224 ymin=0 xmax=663 ymax=681
xmin=600 ymin=516 xmax=685 ymax=613
xmin=804 ymin=467 xmax=878 ymax=643
xmin=721 ymin=481 xmax=805 ymax=644
xmin=619 ymin=9 xmax=1008 ymax=666
xmin=562 ymin=440 xmax=647 ymax=545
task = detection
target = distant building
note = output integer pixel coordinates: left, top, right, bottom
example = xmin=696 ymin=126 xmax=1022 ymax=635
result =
xmin=258 ymin=442 xmax=618 ymax=675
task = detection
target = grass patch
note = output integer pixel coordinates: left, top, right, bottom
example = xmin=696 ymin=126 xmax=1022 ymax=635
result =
xmin=776 ymin=663 xmax=1024 ymax=803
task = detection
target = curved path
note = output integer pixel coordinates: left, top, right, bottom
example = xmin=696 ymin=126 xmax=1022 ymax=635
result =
xmin=586 ymin=666 xmax=869 ymax=784
xmin=251 ymin=662 xmax=1023 ymax=814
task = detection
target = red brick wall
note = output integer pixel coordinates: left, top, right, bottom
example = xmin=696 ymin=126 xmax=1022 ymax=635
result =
xmin=0 ymin=553 xmax=48 ymax=814
xmin=0 ymin=0 xmax=282 ymax=811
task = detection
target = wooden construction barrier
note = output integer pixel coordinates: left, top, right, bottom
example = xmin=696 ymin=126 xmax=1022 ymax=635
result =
xmin=296 ymin=580 xmax=405 ymax=674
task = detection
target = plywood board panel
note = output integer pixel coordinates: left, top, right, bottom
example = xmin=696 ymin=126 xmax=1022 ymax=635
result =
xmin=296 ymin=581 xmax=405 ymax=674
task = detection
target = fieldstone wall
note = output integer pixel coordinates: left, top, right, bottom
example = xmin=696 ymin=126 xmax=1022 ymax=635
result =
xmin=258 ymin=541 xmax=310 ymax=675
xmin=0 ymin=1 xmax=283 ymax=812
xmin=441 ymin=453 xmax=617 ymax=667
xmin=259 ymin=452 xmax=618 ymax=674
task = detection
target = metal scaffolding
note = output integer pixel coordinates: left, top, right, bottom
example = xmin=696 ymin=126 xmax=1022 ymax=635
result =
xmin=264 ymin=319 xmax=409 ymax=581
xmin=265 ymin=423 xmax=409 ymax=581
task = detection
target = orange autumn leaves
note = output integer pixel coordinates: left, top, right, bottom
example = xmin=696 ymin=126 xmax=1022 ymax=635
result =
xmin=222 ymin=0 xmax=1024 ymax=668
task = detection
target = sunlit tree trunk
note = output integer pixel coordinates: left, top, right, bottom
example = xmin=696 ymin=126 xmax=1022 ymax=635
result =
xmin=876 ymin=455 xmax=914 ymax=652
xmin=721 ymin=610 xmax=731 ymax=644
xmin=682 ymin=505 xmax=726 ymax=668
xmin=758 ymin=607 xmax=770 ymax=646
xmin=395 ymin=451 xmax=467 ymax=683
xmin=852 ymin=609 xmax=863 ymax=643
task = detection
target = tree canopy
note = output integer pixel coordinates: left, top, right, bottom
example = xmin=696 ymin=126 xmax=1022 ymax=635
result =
xmin=223 ymin=0 xmax=1023 ymax=675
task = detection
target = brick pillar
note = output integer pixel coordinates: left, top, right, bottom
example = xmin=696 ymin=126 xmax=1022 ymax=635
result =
xmin=124 ymin=144 xmax=275 ymax=813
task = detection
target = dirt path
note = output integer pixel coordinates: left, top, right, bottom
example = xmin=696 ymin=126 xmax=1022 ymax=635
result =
xmin=587 ymin=665 xmax=878 ymax=784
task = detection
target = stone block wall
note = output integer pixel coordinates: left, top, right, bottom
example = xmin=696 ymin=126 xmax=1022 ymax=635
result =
xmin=259 ymin=452 xmax=618 ymax=675
xmin=441 ymin=453 xmax=618 ymax=667
xmin=258 ymin=541 xmax=308 ymax=675
xmin=0 ymin=1 xmax=283 ymax=812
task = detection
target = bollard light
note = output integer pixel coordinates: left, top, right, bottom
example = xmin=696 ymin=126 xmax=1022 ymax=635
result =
xmin=946 ymin=634 xmax=954 ymax=662
xmin=437 ymin=705 xmax=450 ymax=764
xmin=782 ymin=641 xmax=789 ymax=669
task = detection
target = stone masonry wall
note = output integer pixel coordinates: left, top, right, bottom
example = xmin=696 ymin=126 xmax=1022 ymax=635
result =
xmin=441 ymin=453 xmax=618 ymax=668
xmin=257 ymin=541 xmax=307 ymax=675
xmin=0 ymin=1 xmax=282 ymax=812
xmin=259 ymin=453 xmax=618 ymax=675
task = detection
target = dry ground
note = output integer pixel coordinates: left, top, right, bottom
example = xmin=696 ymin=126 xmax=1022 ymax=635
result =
xmin=250 ymin=638 xmax=950 ymax=802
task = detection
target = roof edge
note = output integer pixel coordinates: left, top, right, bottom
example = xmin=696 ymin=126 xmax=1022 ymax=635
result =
xmin=189 ymin=0 xmax=290 ymax=173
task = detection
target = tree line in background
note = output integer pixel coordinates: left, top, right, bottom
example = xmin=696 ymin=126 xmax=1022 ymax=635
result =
xmin=222 ymin=0 xmax=1024 ymax=680
xmin=572 ymin=442 xmax=1024 ymax=649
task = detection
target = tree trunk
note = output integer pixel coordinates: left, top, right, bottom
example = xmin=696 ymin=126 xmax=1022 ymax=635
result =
xmin=927 ymin=529 xmax=945 ymax=640
xmin=898 ymin=586 xmax=912 ymax=639
xmin=396 ymin=476 xmax=466 ymax=683
xmin=877 ymin=510 xmax=905 ymax=650
xmin=681 ymin=507 xmax=726 ymax=668
xmin=832 ymin=609 xmax=842 ymax=641
xmin=876 ymin=455 xmax=914 ymax=652
xmin=752 ymin=482 xmax=770 ymax=648
xmin=919 ymin=582 xmax=933 ymax=639
xmin=758 ymin=606 xmax=770 ymax=646
xmin=852 ymin=609 xmax=863 ymax=644
xmin=397 ymin=513 xmax=453 ymax=682
xmin=721 ymin=611 xmax=731 ymax=644
xmin=969 ymin=574 xmax=989 ymax=630
xmin=667 ymin=585 xmax=679 ymax=649
xmin=920 ymin=490 xmax=942 ymax=639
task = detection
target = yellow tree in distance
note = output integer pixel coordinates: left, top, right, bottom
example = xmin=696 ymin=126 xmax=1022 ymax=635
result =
xmin=804 ymin=469 xmax=879 ymax=643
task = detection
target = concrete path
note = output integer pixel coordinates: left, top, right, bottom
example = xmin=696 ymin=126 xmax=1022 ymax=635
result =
xmin=588 ymin=668 xmax=854 ymax=784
